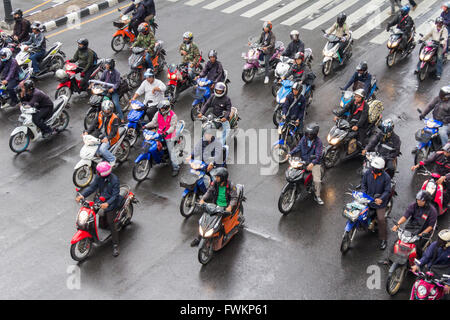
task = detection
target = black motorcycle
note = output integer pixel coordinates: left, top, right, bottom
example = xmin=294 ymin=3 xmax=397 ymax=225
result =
xmin=386 ymin=27 xmax=416 ymax=67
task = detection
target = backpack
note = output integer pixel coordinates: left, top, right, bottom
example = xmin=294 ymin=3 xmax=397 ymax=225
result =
xmin=368 ymin=100 xmax=383 ymax=125
xmin=90 ymin=49 xmax=98 ymax=66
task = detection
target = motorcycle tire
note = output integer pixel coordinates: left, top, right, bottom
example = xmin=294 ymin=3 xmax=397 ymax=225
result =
xmin=241 ymin=68 xmax=255 ymax=83
xmin=386 ymin=265 xmax=407 ymax=296
xmin=123 ymin=203 xmax=134 ymax=227
xmin=278 ymin=185 xmax=296 ymax=215
xmin=340 ymin=229 xmax=356 ymax=254
xmin=417 ymin=65 xmax=428 ymax=82
xmin=54 ymin=110 xmax=70 ymax=132
xmin=84 ymin=109 xmax=98 ymax=130
xmin=120 ymin=92 xmax=131 ymax=112
xmin=132 ymin=159 xmax=151 ymax=182
xmin=70 ymin=238 xmax=92 ymax=262
xmin=191 ymin=104 xmax=201 ymax=122
xmin=323 ymin=146 xmax=341 ymax=169
xmin=414 ymin=148 xmax=428 ymax=166
xmin=180 ymin=191 xmax=197 ymax=218
xmin=9 ymin=131 xmax=30 ymax=153
xmin=272 ymin=144 xmax=290 ymax=164
xmin=126 ymin=127 xmax=139 ymax=147
xmin=322 ymin=60 xmax=332 ymax=76
xmin=111 ymin=35 xmax=126 ymax=53
xmin=73 ymin=165 xmax=94 ymax=188
xmin=271 ymin=82 xmax=281 ymax=97
xmin=385 ymin=198 xmax=394 ymax=217
xmin=55 ymin=86 xmax=72 ymax=100
xmin=127 ymin=70 xmax=141 ymax=88
xmin=51 ymin=55 xmax=65 ymax=73
xmin=386 ymin=52 xmax=396 ymax=68
xmin=116 ymin=140 xmax=131 ymax=163
xmin=198 ymin=239 xmax=214 ymax=265
xmin=273 ymin=105 xmax=282 ymax=127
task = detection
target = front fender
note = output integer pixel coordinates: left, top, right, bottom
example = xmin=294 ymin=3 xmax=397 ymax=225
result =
xmin=281 ymin=183 xmax=296 ymax=195
xmin=273 ymin=139 xmax=284 ymax=147
xmin=70 ymin=230 xmax=93 ymax=244
xmin=322 ymin=56 xmax=333 ymax=64
xmin=74 ymin=159 xmax=93 ymax=170
xmin=135 ymin=152 xmax=151 ymax=164
xmin=10 ymin=126 xmax=28 ymax=137
xmin=57 ymin=81 xmax=71 ymax=89
xmin=344 ymin=220 xmax=356 ymax=233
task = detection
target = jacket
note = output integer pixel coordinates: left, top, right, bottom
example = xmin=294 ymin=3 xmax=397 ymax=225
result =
xmin=70 ymin=48 xmax=96 ymax=73
xmin=21 ymin=88 xmax=53 ymax=110
xmin=290 ymin=136 xmax=323 ymax=165
xmin=124 ymin=2 xmax=147 ymax=22
xmin=326 ymin=22 xmax=349 ymax=38
xmin=132 ymin=31 xmax=156 ymax=55
xmin=442 ymin=9 xmax=450 ymax=28
xmin=402 ymin=202 xmax=438 ymax=233
xmin=258 ymin=31 xmax=276 ymax=55
xmin=282 ymin=40 xmax=305 ymax=58
xmin=179 ymin=42 xmax=201 ymax=65
xmin=336 ymin=100 xmax=369 ymax=129
xmin=421 ymin=151 xmax=450 ymax=181
xmin=87 ymin=112 xmax=120 ymax=144
xmin=365 ymin=130 xmax=401 ymax=159
xmin=419 ymin=241 xmax=450 ymax=276
xmin=361 ymin=169 xmax=391 ymax=209
xmin=80 ymin=173 xmax=121 ymax=207
xmin=422 ymin=26 xmax=448 ymax=47
xmin=13 ymin=18 xmax=31 ymax=42
xmin=343 ymin=71 xmax=372 ymax=95
xmin=23 ymin=32 xmax=46 ymax=51
xmin=191 ymin=137 xmax=224 ymax=166
xmin=143 ymin=0 xmax=156 ymax=16
xmin=100 ymin=69 xmax=121 ymax=92
xmin=421 ymin=96 xmax=450 ymax=125
xmin=281 ymin=92 xmax=306 ymax=122
xmin=0 ymin=58 xmax=19 ymax=82
xmin=387 ymin=13 xmax=414 ymax=33
xmin=202 ymin=180 xmax=238 ymax=209
xmin=146 ymin=110 xmax=178 ymax=141
xmin=201 ymin=95 xmax=232 ymax=119
xmin=199 ymin=60 xmax=224 ymax=83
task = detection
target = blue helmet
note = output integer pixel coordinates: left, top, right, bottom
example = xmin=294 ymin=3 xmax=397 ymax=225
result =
xmin=400 ymin=5 xmax=410 ymax=16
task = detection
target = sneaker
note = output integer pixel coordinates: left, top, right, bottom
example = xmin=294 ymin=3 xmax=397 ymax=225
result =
xmin=314 ymin=196 xmax=324 ymax=205
xmin=190 ymin=238 xmax=200 ymax=247
xmin=379 ymin=240 xmax=387 ymax=250
xmin=264 ymin=76 xmax=269 ymax=84
xmin=113 ymin=244 xmax=120 ymax=257
xmin=1 ymin=102 xmax=10 ymax=109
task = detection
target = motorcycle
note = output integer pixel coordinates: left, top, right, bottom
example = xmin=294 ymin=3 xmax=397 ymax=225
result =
xmin=278 ymin=156 xmax=324 ymax=215
xmin=70 ymin=185 xmax=138 ymax=262
xmin=111 ymin=14 xmax=136 ymax=53
xmin=418 ymin=167 xmax=448 ymax=216
xmin=414 ymin=109 xmax=443 ymax=165
xmin=386 ymin=27 xmax=416 ymax=67
xmin=0 ymin=32 xmax=20 ymax=54
xmin=321 ymin=29 xmax=353 ymax=76
xmin=272 ymin=120 xmax=301 ymax=164
xmin=197 ymin=185 xmax=246 ymax=265
xmin=190 ymin=77 xmax=212 ymax=121
xmin=179 ymin=160 xmax=210 ymax=218
xmin=241 ymin=37 xmax=284 ymax=84
xmin=55 ymin=59 xmax=105 ymax=100
xmin=127 ymin=41 xmax=166 ymax=88
xmin=410 ymin=261 xmax=450 ymax=300
xmin=72 ymin=128 xmax=131 ymax=188
xmin=166 ymin=56 xmax=204 ymax=103
xmin=0 ymin=68 xmax=32 ymax=109
xmin=132 ymin=122 xmax=186 ymax=182
xmin=125 ymin=99 xmax=159 ymax=147
xmin=416 ymin=35 xmax=447 ymax=81
xmin=197 ymin=109 xmax=240 ymax=146
xmin=9 ymin=96 xmax=70 ymax=153
xmin=15 ymin=42 xmax=66 ymax=78
xmin=340 ymin=188 xmax=396 ymax=254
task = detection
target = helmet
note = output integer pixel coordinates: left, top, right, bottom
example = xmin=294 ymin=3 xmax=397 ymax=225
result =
xmin=215 ymin=167 xmax=229 ymax=184
xmin=105 ymin=58 xmax=115 ymax=70
xmin=31 ymin=21 xmax=42 ymax=31
xmin=12 ymin=9 xmax=23 ymax=18
xmin=214 ymin=82 xmax=226 ymax=98
xmin=263 ymin=21 xmax=273 ymax=31
xmin=416 ymin=190 xmax=432 ymax=202
xmin=400 ymin=5 xmax=410 ymax=16
xmin=442 ymin=142 xmax=450 ymax=152
xmin=134 ymin=0 xmax=143 ymax=4
xmin=0 ymin=48 xmax=12 ymax=62
xmin=435 ymin=17 xmax=444 ymax=25
xmin=294 ymin=51 xmax=305 ymax=61
xmin=292 ymin=81 xmax=303 ymax=92
xmin=144 ymin=68 xmax=154 ymax=78
xmin=354 ymin=88 xmax=366 ymax=98
xmin=290 ymin=30 xmax=300 ymax=41
xmin=356 ymin=61 xmax=368 ymax=72
xmin=96 ymin=161 xmax=112 ymax=177
xmin=208 ymin=49 xmax=217 ymax=58
xmin=439 ymin=85 xmax=450 ymax=101
xmin=138 ymin=22 xmax=149 ymax=34
xmin=55 ymin=69 xmax=67 ymax=80
xmin=380 ymin=118 xmax=394 ymax=134
xmin=101 ymin=100 xmax=114 ymax=114
xmin=337 ymin=13 xmax=347 ymax=27
xmin=183 ymin=31 xmax=193 ymax=43
xmin=370 ymin=156 xmax=385 ymax=170
xmin=77 ymin=38 xmax=89 ymax=50
xmin=23 ymin=79 xmax=35 ymax=92
xmin=437 ymin=229 xmax=450 ymax=248
xmin=443 ymin=1 xmax=450 ymax=9
xmin=158 ymin=100 xmax=171 ymax=115
xmin=305 ymin=122 xmax=319 ymax=140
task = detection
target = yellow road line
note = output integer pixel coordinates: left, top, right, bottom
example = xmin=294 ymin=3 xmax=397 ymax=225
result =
xmin=24 ymin=0 xmax=54 ymax=14
xmin=47 ymin=4 xmax=129 ymax=38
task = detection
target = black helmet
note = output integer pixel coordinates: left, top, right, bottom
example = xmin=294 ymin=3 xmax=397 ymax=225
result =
xmin=208 ymin=49 xmax=217 ymax=58
xmin=12 ymin=9 xmax=23 ymax=18
xmin=305 ymin=122 xmax=319 ymax=140
xmin=380 ymin=118 xmax=394 ymax=134
xmin=416 ymin=190 xmax=432 ymax=202
xmin=215 ymin=167 xmax=229 ymax=184
xmin=439 ymin=86 xmax=450 ymax=101
xmin=356 ymin=61 xmax=368 ymax=72
xmin=292 ymin=81 xmax=302 ymax=92
xmin=23 ymin=79 xmax=35 ymax=92
xmin=105 ymin=58 xmax=115 ymax=70
xmin=77 ymin=38 xmax=89 ymax=50
xmin=337 ymin=13 xmax=347 ymax=27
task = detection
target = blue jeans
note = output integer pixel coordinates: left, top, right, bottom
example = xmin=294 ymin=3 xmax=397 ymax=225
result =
xmin=97 ymin=141 xmax=116 ymax=163
xmin=145 ymin=53 xmax=154 ymax=70
xmin=111 ymin=92 xmax=123 ymax=120
xmin=30 ymin=50 xmax=45 ymax=73
xmin=221 ymin=120 xmax=230 ymax=146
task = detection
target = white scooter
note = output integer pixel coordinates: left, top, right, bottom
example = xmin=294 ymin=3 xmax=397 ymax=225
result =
xmin=321 ymin=30 xmax=353 ymax=76
xmin=9 ymin=95 xmax=70 ymax=153
xmin=15 ymin=42 xmax=65 ymax=77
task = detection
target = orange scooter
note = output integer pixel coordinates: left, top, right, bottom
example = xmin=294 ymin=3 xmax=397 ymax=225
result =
xmin=197 ymin=185 xmax=246 ymax=265
xmin=111 ymin=14 xmax=136 ymax=53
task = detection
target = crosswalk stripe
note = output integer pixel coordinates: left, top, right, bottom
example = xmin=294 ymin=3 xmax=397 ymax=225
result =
xmin=302 ymin=0 xmax=359 ymax=30
xmin=416 ymin=8 xmax=442 ymax=35
xmin=352 ymin=7 xmax=391 ymax=39
xmin=222 ymin=0 xmax=257 ymax=14
xmin=280 ymin=0 xmax=336 ymax=27
xmin=241 ymin=0 xmax=282 ymax=18
xmin=260 ymin=0 xmax=309 ymax=22
xmin=203 ymin=0 xmax=233 ymax=10
xmin=369 ymin=0 xmax=439 ymax=44
xmin=346 ymin=0 xmax=386 ymax=27
xmin=185 ymin=0 xmax=206 ymax=6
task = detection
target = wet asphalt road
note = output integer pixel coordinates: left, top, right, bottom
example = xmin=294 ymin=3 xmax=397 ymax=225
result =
xmin=0 ymin=0 xmax=449 ymax=299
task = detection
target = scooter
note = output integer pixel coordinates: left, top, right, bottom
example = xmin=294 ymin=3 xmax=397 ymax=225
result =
xmin=414 ymin=109 xmax=443 ymax=165
xmin=416 ymin=35 xmax=447 ymax=81
xmin=72 ymin=128 xmax=131 ymax=188
xmin=125 ymin=99 xmax=157 ymax=147
xmin=166 ymin=56 xmax=204 ymax=103
xmin=410 ymin=260 xmax=450 ymax=300
xmin=132 ymin=122 xmax=186 ymax=182
xmin=418 ymin=167 xmax=448 ymax=216
xmin=272 ymin=120 xmax=301 ymax=164
xmin=70 ymin=186 xmax=138 ymax=262
xmin=127 ymin=41 xmax=166 ymax=88
xmin=278 ymin=156 xmax=324 ymax=215
xmin=197 ymin=185 xmax=246 ymax=265
xmin=15 ymin=42 xmax=66 ymax=78
xmin=9 ymin=96 xmax=70 ymax=153
xmin=191 ymin=77 xmax=212 ymax=121
xmin=241 ymin=37 xmax=284 ymax=83
xmin=321 ymin=29 xmax=353 ymax=76
xmin=179 ymin=160 xmax=210 ymax=218
xmin=111 ymin=14 xmax=136 ymax=53
xmin=386 ymin=27 xmax=416 ymax=67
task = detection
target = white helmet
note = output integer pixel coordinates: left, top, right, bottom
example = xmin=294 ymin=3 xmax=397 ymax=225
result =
xmin=290 ymin=30 xmax=300 ymax=41
xmin=0 ymin=48 xmax=12 ymax=62
xmin=370 ymin=156 xmax=385 ymax=170
xmin=55 ymin=69 xmax=68 ymax=80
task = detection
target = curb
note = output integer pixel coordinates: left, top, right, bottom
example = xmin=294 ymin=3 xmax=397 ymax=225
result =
xmin=43 ymin=0 xmax=128 ymax=32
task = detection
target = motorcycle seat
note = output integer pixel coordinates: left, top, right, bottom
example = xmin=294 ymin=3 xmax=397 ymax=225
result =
xmin=43 ymin=44 xmax=58 ymax=60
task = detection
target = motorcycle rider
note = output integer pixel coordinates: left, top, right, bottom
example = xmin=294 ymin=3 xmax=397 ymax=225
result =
xmin=289 ymin=123 xmax=324 ymax=205
xmin=257 ymin=21 xmax=276 ymax=84
xmin=362 ymin=118 xmax=401 ymax=178
xmin=69 ymin=38 xmax=98 ymax=91
xmin=392 ymin=190 xmax=437 ymax=257
xmin=84 ymin=100 xmax=119 ymax=166
xmin=196 ymin=49 xmax=225 ymax=85
xmin=75 ymin=161 xmax=121 ymax=257
xmin=179 ymin=31 xmax=201 ymax=82
xmin=334 ymin=88 xmax=370 ymax=145
xmin=98 ymin=58 xmax=123 ymax=120
xmin=361 ymin=156 xmax=392 ymax=250
xmin=415 ymin=17 xmax=448 ymax=80
xmin=342 ymin=61 xmax=373 ymax=99
xmin=411 ymin=229 xmax=450 ymax=295
xmin=143 ymin=0 xmax=156 ymax=23
xmin=144 ymin=100 xmax=181 ymax=177
xmin=131 ymin=68 xmax=166 ymax=121
xmin=190 ymin=167 xmax=239 ymax=247
xmin=280 ymin=81 xmax=306 ymax=135
xmin=19 ymin=79 xmax=54 ymax=138
xmin=0 ymin=48 xmax=20 ymax=108
xmin=23 ymin=22 xmax=46 ymax=76
xmin=442 ymin=2 xmax=450 ymax=51
xmin=325 ymin=13 xmax=350 ymax=63
xmin=418 ymin=86 xmax=450 ymax=146
xmin=12 ymin=9 xmax=31 ymax=43
xmin=131 ymin=22 xmax=156 ymax=70
xmin=282 ymin=51 xmax=314 ymax=84
xmin=386 ymin=5 xmax=415 ymax=52
xmin=282 ymin=30 xmax=305 ymax=58
xmin=187 ymin=126 xmax=225 ymax=172
xmin=123 ymin=0 xmax=147 ymax=36
xmin=198 ymin=82 xmax=231 ymax=146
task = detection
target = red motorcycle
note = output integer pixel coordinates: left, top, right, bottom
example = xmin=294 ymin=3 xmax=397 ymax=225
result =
xmin=419 ymin=167 xmax=448 ymax=216
xmin=70 ymin=185 xmax=138 ymax=262
xmin=166 ymin=55 xmax=203 ymax=103
xmin=410 ymin=261 xmax=450 ymax=300
xmin=55 ymin=60 xmax=105 ymax=100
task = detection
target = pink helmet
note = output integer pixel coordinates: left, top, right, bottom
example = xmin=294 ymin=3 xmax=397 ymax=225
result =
xmin=96 ymin=161 xmax=112 ymax=177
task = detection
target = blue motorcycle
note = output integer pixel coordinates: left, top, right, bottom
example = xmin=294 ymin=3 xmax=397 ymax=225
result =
xmin=414 ymin=108 xmax=444 ymax=166
xmin=191 ymin=77 xmax=213 ymax=121
xmin=271 ymin=120 xmax=301 ymax=164
xmin=179 ymin=160 xmax=210 ymax=218
xmin=340 ymin=188 xmax=395 ymax=254
xmin=126 ymin=100 xmax=151 ymax=147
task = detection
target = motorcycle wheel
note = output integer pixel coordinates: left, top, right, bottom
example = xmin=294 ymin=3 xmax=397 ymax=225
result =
xmin=198 ymin=239 xmax=214 ymax=265
xmin=307 ymin=89 xmax=314 ymax=107
xmin=51 ymin=55 xmax=65 ymax=72
xmin=70 ymin=238 xmax=92 ymax=262
xmin=180 ymin=191 xmax=197 ymax=218
xmin=9 ymin=131 xmax=30 ymax=153
xmin=385 ymin=198 xmax=394 ymax=217
xmin=55 ymin=86 xmax=72 ymax=100
xmin=322 ymin=60 xmax=332 ymax=76
xmin=116 ymin=140 xmax=131 ymax=163
xmin=271 ymin=82 xmax=281 ymax=97
xmin=111 ymin=35 xmax=126 ymax=53
xmin=156 ymin=55 xmax=166 ymax=75
xmin=272 ymin=144 xmax=290 ymax=164
xmin=386 ymin=52 xmax=396 ymax=67
xmin=120 ymin=92 xmax=131 ymax=112
xmin=126 ymin=128 xmax=138 ymax=147
xmin=127 ymin=70 xmax=141 ymax=88
xmin=241 ymin=69 xmax=255 ymax=83
xmin=278 ymin=185 xmax=296 ymax=215
xmin=386 ymin=265 xmax=407 ymax=296
xmin=191 ymin=105 xmax=201 ymax=122
xmin=340 ymin=229 xmax=356 ymax=254
xmin=418 ymin=65 xmax=428 ymax=82
xmin=123 ymin=203 xmax=134 ymax=227
xmin=323 ymin=146 xmax=341 ymax=169
xmin=72 ymin=165 xmax=94 ymax=188
xmin=132 ymin=159 xmax=151 ymax=182
xmin=414 ymin=148 xmax=428 ymax=166
xmin=273 ymin=105 xmax=282 ymax=127
xmin=54 ymin=110 xmax=70 ymax=132
xmin=84 ymin=109 xmax=98 ymax=130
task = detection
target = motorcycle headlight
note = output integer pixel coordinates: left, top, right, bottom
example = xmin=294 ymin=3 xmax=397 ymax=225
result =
xmin=419 ymin=51 xmax=426 ymax=61
xmin=77 ymin=209 xmax=90 ymax=228
xmin=424 ymin=53 xmax=433 ymax=61
xmin=91 ymin=87 xmax=104 ymax=95
xmin=327 ymin=134 xmax=340 ymax=145
xmin=426 ymin=182 xmax=437 ymax=195
xmin=204 ymin=229 xmax=214 ymax=238
xmin=417 ymin=285 xmax=427 ymax=298
xmin=198 ymin=225 xmax=204 ymax=237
